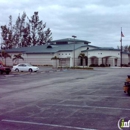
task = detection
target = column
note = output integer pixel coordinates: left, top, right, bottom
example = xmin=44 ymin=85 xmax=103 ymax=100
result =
xmin=70 ymin=57 xmax=73 ymax=67
xmin=117 ymin=58 xmax=120 ymax=67
xmin=105 ymin=58 xmax=108 ymax=65
xmin=98 ymin=58 xmax=102 ymax=65
xmin=88 ymin=58 xmax=91 ymax=67
xmin=112 ymin=58 xmax=115 ymax=67
xmin=52 ymin=60 xmax=55 ymax=68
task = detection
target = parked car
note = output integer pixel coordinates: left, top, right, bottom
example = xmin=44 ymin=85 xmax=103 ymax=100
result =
xmin=12 ymin=63 xmax=39 ymax=72
xmin=0 ymin=63 xmax=11 ymax=75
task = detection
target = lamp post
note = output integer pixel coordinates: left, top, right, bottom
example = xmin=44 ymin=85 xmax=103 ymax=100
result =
xmin=72 ymin=35 xmax=77 ymax=68
xmin=87 ymin=47 xmax=89 ymax=67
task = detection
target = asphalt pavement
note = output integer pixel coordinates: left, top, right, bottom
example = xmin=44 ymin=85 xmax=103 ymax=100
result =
xmin=0 ymin=67 xmax=130 ymax=130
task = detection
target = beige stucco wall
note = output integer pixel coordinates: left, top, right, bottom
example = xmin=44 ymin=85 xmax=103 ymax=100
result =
xmin=26 ymin=54 xmax=54 ymax=65
xmin=5 ymin=53 xmax=54 ymax=66
xmin=88 ymin=50 xmax=120 ymax=58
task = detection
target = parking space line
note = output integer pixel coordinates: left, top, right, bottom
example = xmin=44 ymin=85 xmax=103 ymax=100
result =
xmin=41 ymin=71 xmax=45 ymax=73
xmin=2 ymin=69 xmax=65 ymax=77
xmin=2 ymin=119 xmax=97 ymax=130
xmin=44 ymin=103 xmax=130 ymax=111
xmin=85 ymin=95 xmax=130 ymax=99
xmin=4 ymin=75 xmax=14 ymax=77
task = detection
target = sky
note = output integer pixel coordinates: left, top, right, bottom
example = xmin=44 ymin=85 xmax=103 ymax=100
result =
xmin=0 ymin=0 xmax=130 ymax=48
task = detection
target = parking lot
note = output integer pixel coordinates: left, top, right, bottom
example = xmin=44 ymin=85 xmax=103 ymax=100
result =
xmin=0 ymin=67 xmax=130 ymax=130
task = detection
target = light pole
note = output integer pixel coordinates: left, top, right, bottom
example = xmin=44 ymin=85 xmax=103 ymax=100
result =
xmin=72 ymin=35 xmax=77 ymax=68
xmin=87 ymin=47 xmax=89 ymax=67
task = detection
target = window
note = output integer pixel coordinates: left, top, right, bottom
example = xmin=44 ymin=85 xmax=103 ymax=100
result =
xmin=18 ymin=64 xmax=24 ymax=66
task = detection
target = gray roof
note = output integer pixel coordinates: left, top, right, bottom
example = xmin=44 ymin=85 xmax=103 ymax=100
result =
xmin=82 ymin=47 xmax=120 ymax=52
xmin=5 ymin=43 xmax=89 ymax=54
xmin=51 ymin=38 xmax=91 ymax=44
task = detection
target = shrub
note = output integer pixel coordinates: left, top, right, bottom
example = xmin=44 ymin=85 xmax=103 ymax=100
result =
xmin=89 ymin=64 xmax=99 ymax=67
xmin=122 ymin=64 xmax=129 ymax=67
xmin=99 ymin=64 xmax=105 ymax=67
xmin=58 ymin=66 xmax=70 ymax=69
xmin=44 ymin=64 xmax=52 ymax=66
xmin=70 ymin=66 xmax=93 ymax=70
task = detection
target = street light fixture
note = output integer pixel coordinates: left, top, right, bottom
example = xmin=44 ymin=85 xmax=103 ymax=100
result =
xmin=72 ymin=35 xmax=77 ymax=68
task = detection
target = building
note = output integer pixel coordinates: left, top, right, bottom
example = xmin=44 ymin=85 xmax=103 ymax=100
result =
xmin=2 ymin=38 xmax=130 ymax=67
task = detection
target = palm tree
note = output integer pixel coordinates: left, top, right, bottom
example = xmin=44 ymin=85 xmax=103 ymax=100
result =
xmin=51 ymin=56 xmax=59 ymax=68
xmin=12 ymin=53 xmax=24 ymax=64
xmin=0 ymin=50 xmax=11 ymax=66
xmin=78 ymin=53 xmax=87 ymax=68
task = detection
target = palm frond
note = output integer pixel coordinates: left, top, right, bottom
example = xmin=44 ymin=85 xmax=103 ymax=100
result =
xmin=78 ymin=53 xmax=86 ymax=58
xmin=51 ymin=56 xmax=59 ymax=60
xmin=12 ymin=53 xmax=24 ymax=61
xmin=1 ymin=51 xmax=11 ymax=58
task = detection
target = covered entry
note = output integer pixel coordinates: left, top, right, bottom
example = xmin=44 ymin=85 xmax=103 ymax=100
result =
xmin=79 ymin=57 xmax=88 ymax=66
xmin=89 ymin=56 xmax=120 ymax=66
xmin=89 ymin=56 xmax=98 ymax=65
xmin=59 ymin=58 xmax=70 ymax=67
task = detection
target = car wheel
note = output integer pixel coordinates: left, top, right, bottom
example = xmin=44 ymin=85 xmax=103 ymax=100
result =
xmin=15 ymin=68 xmax=19 ymax=72
xmin=29 ymin=68 xmax=33 ymax=72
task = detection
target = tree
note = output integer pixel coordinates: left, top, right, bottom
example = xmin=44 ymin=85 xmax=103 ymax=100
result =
xmin=1 ymin=11 xmax=52 ymax=49
xmin=0 ymin=50 xmax=11 ymax=65
xmin=118 ymin=45 xmax=130 ymax=63
xmin=127 ymin=45 xmax=130 ymax=63
xmin=13 ymin=12 xmax=31 ymax=48
xmin=123 ymin=45 xmax=128 ymax=52
xmin=51 ymin=56 xmax=59 ymax=68
xmin=12 ymin=53 xmax=24 ymax=64
xmin=78 ymin=53 xmax=87 ymax=68
xmin=1 ymin=25 xmax=13 ymax=49
xmin=28 ymin=12 xmax=52 ymax=46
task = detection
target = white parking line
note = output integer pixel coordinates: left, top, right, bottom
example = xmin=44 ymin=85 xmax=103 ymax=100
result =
xmin=2 ymin=119 xmax=96 ymax=130
xmin=41 ymin=72 xmax=45 ymax=73
xmin=45 ymin=103 xmax=130 ymax=111
xmin=85 ymin=95 xmax=130 ymax=99
xmin=4 ymin=75 xmax=14 ymax=77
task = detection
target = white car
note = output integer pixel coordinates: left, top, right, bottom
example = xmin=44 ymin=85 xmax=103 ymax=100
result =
xmin=12 ymin=63 xmax=39 ymax=72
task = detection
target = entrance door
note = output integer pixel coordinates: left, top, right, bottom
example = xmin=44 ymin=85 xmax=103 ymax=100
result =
xmin=59 ymin=58 xmax=70 ymax=67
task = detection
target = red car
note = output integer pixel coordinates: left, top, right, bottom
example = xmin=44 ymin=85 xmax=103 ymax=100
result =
xmin=0 ymin=63 xmax=11 ymax=75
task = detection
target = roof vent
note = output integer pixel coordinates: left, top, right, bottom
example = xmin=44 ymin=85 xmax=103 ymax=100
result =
xmin=47 ymin=45 xmax=52 ymax=48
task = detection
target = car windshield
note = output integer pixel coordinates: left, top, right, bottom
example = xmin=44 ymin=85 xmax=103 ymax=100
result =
xmin=25 ymin=64 xmax=33 ymax=66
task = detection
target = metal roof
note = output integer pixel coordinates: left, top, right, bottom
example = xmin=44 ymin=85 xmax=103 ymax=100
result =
xmin=81 ymin=47 xmax=120 ymax=52
xmin=51 ymin=38 xmax=91 ymax=44
xmin=5 ymin=43 xmax=89 ymax=54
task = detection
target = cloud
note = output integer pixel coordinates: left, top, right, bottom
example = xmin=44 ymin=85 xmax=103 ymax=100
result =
xmin=0 ymin=0 xmax=130 ymax=48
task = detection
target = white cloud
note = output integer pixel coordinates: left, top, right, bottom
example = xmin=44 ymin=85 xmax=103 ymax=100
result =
xmin=0 ymin=0 xmax=130 ymax=48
